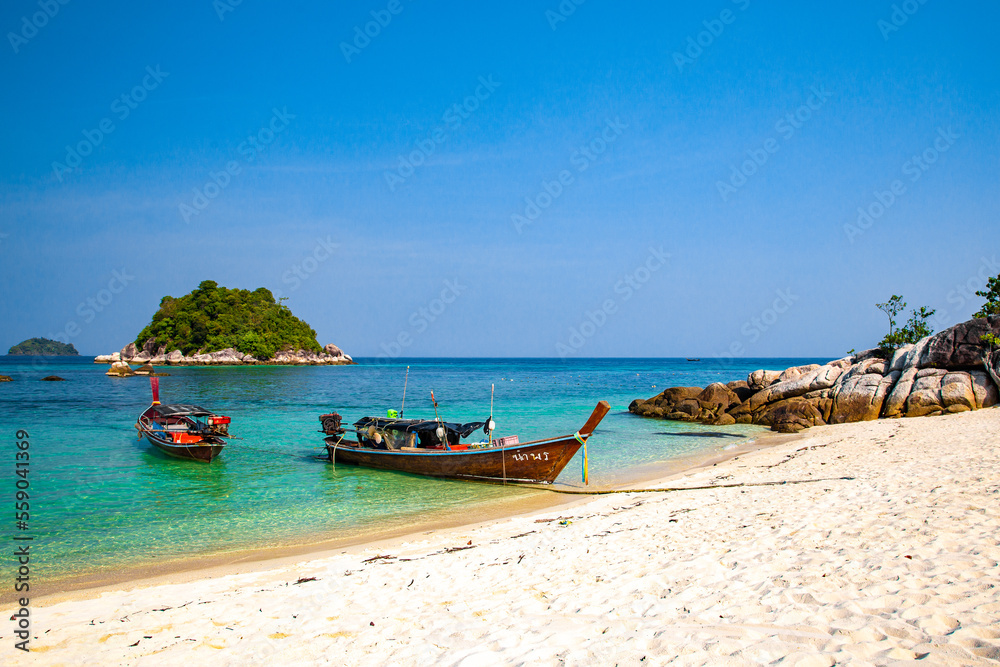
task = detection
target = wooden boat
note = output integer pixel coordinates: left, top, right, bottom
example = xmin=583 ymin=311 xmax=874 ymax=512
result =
xmin=320 ymin=400 xmax=610 ymax=484
xmin=135 ymin=378 xmax=232 ymax=462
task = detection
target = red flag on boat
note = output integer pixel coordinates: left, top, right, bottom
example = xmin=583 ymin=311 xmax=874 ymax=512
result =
xmin=150 ymin=376 xmax=160 ymax=405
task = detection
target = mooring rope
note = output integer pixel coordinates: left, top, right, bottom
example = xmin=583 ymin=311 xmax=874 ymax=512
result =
xmin=521 ymin=476 xmax=855 ymax=495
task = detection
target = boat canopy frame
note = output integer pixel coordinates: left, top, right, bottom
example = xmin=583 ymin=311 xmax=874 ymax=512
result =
xmin=150 ymin=404 xmax=214 ymax=418
xmin=353 ymin=417 xmax=486 ymax=439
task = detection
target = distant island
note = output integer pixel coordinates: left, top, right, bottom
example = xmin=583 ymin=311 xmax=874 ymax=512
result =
xmin=8 ymin=337 xmax=79 ymax=356
xmin=96 ymin=281 xmax=352 ymax=367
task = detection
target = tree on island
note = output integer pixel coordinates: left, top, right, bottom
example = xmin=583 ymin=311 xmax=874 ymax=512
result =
xmin=134 ymin=280 xmax=324 ymax=359
xmin=876 ymin=295 xmax=935 ymax=353
xmin=8 ymin=337 xmax=79 ymax=355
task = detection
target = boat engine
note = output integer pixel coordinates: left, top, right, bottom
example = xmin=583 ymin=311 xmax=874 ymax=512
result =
xmin=319 ymin=412 xmax=345 ymax=436
xmin=207 ymin=415 xmax=231 ymax=436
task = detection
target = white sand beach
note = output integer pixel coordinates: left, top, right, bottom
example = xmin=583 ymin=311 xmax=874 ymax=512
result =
xmin=5 ymin=407 xmax=1000 ymax=665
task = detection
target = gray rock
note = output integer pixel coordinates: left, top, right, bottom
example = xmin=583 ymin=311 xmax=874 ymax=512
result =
xmin=969 ymin=371 xmax=999 ymax=409
xmin=906 ymin=374 xmax=945 ymax=417
xmin=165 ymin=350 xmax=184 ymax=363
xmin=888 ymin=344 xmax=914 ymax=373
xmin=900 ymin=336 xmax=932 ymax=370
xmin=777 ymin=364 xmax=821 ymax=383
xmin=748 ymin=370 xmax=782 ymax=391
xmin=747 ymin=364 xmax=844 ymax=410
xmin=830 ymin=369 xmax=897 ymax=423
xmin=850 ymin=348 xmax=885 ymax=364
xmin=919 ymin=315 xmax=1000 ymax=369
xmin=882 ymin=367 xmax=917 ymax=418
xmin=941 ymin=372 xmax=975 ymax=412
xmin=866 ymin=361 xmax=887 ymax=375
xmin=106 ymin=361 xmax=135 ymax=377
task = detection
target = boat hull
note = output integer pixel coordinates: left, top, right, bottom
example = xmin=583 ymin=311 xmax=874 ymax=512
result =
xmin=326 ymin=436 xmax=583 ymax=484
xmin=143 ymin=433 xmax=225 ymax=463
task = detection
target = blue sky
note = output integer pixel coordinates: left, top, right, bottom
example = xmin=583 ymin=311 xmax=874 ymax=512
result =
xmin=1 ymin=0 xmax=998 ymax=358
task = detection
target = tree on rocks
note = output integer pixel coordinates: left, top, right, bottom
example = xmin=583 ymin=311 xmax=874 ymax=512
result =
xmin=877 ymin=295 xmax=935 ymax=352
xmin=974 ymin=274 xmax=1000 ymax=318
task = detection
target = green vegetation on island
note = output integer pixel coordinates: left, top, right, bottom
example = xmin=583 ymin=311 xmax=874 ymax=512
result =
xmin=8 ymin=337 xmax=79 ymax=355
xmin=134 ymin=280 xmax=323 ymax=359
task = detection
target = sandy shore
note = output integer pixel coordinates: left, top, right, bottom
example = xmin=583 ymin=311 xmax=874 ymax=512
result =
xmin=4 ymin=408 xmax=999 ymax=665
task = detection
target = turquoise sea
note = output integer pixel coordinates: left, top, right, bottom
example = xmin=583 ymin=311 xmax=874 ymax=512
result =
xmin=0 ymin=356 xmax=827 ymax=592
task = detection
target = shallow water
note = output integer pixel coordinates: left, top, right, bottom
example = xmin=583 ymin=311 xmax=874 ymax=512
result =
xmin=0 ymin=355 xmax=826 ymax=585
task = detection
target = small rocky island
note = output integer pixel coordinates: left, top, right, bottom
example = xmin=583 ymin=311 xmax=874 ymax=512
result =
xmin=8 ymin=337 xmax=79 ymax=355
xmin=95 ymin=281 xmax=352 ymax=370
xmin=630 ymin=316 xmax=1000 ymax=433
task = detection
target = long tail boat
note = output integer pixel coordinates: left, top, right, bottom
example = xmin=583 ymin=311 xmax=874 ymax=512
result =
xmin=135 ymin=377 xmax=233 ymax=463
xmin=319 ymin=400 xmax=610 ymax=484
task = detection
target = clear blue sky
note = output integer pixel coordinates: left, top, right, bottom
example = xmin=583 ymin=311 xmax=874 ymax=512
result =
xmin=1 ymin=0 xmax=998 ymax=358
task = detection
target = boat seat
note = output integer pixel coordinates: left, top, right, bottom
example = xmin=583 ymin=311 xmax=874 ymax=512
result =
xmin=163 ymin=424 xmax=188 ymax=431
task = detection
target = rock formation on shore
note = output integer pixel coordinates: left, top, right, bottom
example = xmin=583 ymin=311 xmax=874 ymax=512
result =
xmin=630 ymin=316 xmax=1000 ymax=433
xmin=95 ymin=338 xmax=353 ymax=367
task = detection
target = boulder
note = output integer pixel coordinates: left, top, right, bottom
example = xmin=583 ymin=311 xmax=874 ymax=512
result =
xmin=906 ymin=374 xmax=945 ymax=418
xmin=919 ymin=316 xmax=1000 ymax=369
xmin=0 ymin=375 xmax=12 ymax=382
xmin=727 ymin=401 xmax=755 ymax=424
xmin=120 ymin=342 xmax=137 ymax=360
xmin=888 ymin=344 xmax=914 ymax=373
xmin=106 ymin=361 xmax=135 ymax=377
xmin=851 ymin=348 xmax=887 ymax=364
xmin=725 ymin=380 xmax=754 ymax=403
xmin=696 ymin=383 xmax=742 ymax=412
xmin=828 ymin=357 xmax=854 ymax=370
xmin=673 ymin=399 xmax=702 ymax=419
xmin=882 ymin=367 xmax=917 ymax=418
xmin=242 ymin=354 xmax=258 ymax=364
xmin=650 ymin=387 xmax=702 ymax=408
xmin=969 ymin=371 xmax=999 ymax=409
xmin=94 ymin=354 xmax=113 ymax=363
xmin=165 ymin=350 xmax=185 ymax=364
xmin=777 ymin=364 xmax=821 ymax=383
xmin=748 ymin=370 xmax=782 ymax=391
xmin=41 ymin=376 xmax=65 ymax=381
xmin=866 ymin=361 xmax=886 ymax=375
xmin=830 ymin=369 xmax=898 ymax=423
xmin=764 ymin=398 xmax=825 ymax=433
xmin=709 ymin=413 xmax=736 ymax=426
xmin=747 ymin=364 xmax=844 ymax=410
xmin=208 ymin=348 xmax=244 ymax=364
xmin=324 ymin=343 xmax=344 ymax=358
xmin=940 ymin=372 xmax=976 ymax=413
xmin=134 ymin=363 xmax=156 ymax=376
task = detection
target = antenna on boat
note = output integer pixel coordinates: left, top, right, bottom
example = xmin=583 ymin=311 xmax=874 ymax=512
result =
xmin=487 ymin=383 xmax=495 ymax=442
xmin=400 ymin=365 xmax=409 ymax=418
xmin=430 ymin=391 xmax=450 ymax=450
